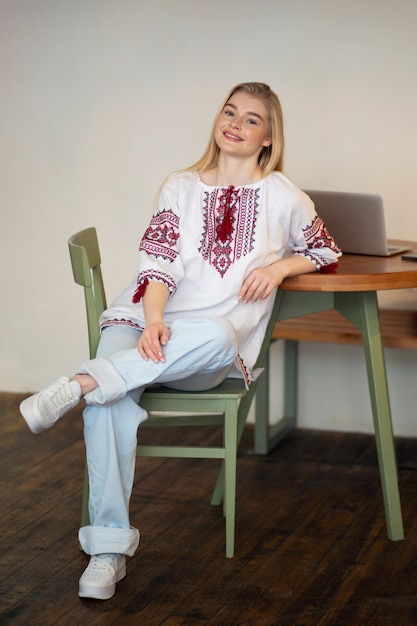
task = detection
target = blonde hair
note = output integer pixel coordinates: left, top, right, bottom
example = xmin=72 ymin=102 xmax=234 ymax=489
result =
xmin=186 ymin=82 xmax=285 ymax=176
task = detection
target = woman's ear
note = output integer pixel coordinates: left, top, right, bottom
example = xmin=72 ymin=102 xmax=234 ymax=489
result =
xmin=263 ymin=137 xmax=272 ymax=147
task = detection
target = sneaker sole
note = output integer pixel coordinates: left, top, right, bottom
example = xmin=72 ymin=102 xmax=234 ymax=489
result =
xmin=79 ymin=562 xmax=126 ymax=600
xmin=19 ymin=397 xmax=47 ymax=434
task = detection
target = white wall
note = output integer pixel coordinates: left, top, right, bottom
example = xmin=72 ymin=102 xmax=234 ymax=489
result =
xmin=1 ymin=0 xmax=417 ymax=436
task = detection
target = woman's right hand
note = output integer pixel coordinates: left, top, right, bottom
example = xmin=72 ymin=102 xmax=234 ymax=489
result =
xmin=137 ymin=323 xmax=171 ymax=363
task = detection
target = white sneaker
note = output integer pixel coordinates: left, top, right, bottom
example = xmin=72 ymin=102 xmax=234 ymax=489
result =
xmin=19 ymin=376 xmax=81 ymax=433
xmin=79 ymin=554 xmax=126 ymax=600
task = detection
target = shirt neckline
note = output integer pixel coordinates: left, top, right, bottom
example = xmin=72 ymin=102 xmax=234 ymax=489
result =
xmin=196 ymin=171 xmax=266 ymax=191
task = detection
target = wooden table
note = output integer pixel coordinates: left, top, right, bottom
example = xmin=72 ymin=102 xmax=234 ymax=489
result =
xmin=255 ymin=241 xmax=417 ymax=542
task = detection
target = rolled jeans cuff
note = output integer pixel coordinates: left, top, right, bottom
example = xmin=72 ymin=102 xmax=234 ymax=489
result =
xmin=78 ymin=357 xmax=127 ymax=405
xmin=79 ymin=525 xmax=140 ymax=557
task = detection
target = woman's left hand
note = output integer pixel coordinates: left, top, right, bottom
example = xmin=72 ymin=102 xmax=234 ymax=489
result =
xmin=239 ymin=256 xmax=317 ymax=303
xmin=239 ymin=265 xmax=282 ymax=303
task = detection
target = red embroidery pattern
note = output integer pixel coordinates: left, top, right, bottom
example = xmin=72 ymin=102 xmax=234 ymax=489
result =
xmin=139 ymin=209 xmax=179 ymax=262
xmin=132 ymin=270 xmax=176 ymax=303
xmin=101 ymin=318 xmax=143 ymax=332
xmin=199 ymin=186 xmax=259 ymax=277
xmin=235 ymin=353 xmax=252 ymax=390
xmin=302 ymin=215 xmax=341 ymax=268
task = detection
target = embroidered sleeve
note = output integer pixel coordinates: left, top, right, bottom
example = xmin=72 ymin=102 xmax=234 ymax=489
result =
xmin=132 ymin=271 xmax=177 ymax=303
xmin=298 ymin=214 xmax=341 ymax=270
xmin=139 ymin=209 xmax=180 ymax=261
xmin=284 ymin=184 xmax=342 ymax=272
xmin=132 ymin=178 xmax=184 ymax=303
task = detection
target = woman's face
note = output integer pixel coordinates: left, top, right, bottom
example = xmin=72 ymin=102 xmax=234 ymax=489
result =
xmin=214 ymin=91 xmax=272 ymax=161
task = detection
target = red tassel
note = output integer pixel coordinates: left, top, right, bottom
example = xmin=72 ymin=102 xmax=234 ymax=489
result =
xmin=320 ymin=262 xmax=339 ymax=274
xmin=217 ymin=186 xmax=235 ymax=243
xmin=132 ymin=278 xmax=149 ymax=303
xmin=217 ymin=209 xmax=233 ymax=243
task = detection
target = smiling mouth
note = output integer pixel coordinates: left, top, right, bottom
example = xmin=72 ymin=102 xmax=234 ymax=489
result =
xmin=223 ymin=131 xmax=243 ymax=141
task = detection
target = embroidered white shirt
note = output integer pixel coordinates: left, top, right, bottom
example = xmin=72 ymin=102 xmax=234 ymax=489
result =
xmin=100 ymin=171 xmax=341 ymax=381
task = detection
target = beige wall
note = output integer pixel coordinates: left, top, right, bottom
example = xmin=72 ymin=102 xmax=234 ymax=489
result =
xmin=2 ymin=1 xmax=417 ymax=435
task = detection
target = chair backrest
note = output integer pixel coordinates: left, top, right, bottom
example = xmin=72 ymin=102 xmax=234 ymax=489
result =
xmin=68 ymin=226 xmax=280 ymax=374
xmin=68 ymin=227 xmax=107 ymax=358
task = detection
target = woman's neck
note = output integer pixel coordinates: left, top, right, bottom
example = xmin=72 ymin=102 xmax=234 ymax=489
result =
xmin=201 ymin=157 xmax=264 ymax=187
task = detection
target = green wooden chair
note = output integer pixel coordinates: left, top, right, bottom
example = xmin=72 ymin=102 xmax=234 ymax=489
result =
xmin=68 ymin=227 xmax=280 ymax=558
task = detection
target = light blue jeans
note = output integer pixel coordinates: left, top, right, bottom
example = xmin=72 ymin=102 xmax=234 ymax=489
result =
xmin=77 ymin=317 xmax=238 ymax=556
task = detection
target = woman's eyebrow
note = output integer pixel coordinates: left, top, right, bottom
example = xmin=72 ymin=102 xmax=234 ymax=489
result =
xmin=224 ymin=103 xmax=264 ymax=121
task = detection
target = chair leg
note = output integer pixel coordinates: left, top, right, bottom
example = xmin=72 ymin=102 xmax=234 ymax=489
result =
xmin=211 ymin=390 xmax=255 ymax=507
xmin=81 ymin=463 xmax=90 ymax=527
xmin=210 ymin=464 xmax=224 ymax=507
xmin=210 ymin=386 xmax=255 ymax=506
xmin=223 ymin=399 xmax=238 ymax=558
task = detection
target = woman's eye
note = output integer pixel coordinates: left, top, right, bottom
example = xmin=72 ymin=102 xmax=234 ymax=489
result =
xmin=247 ymin=118 xmax=257 ymax=125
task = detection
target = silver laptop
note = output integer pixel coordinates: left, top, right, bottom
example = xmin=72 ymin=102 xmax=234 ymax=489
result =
xmin=304 ymin=189 xmax=410 ymax=256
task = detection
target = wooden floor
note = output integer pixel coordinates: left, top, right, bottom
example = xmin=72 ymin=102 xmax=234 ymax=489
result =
xmin=2 ymin=392 xmax=417 ymax=625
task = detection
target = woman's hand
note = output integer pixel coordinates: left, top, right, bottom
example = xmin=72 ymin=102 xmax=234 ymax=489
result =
xmin=138 ymin=323 xmax=171 ymax=363
xmin=239 ymin=265 xmax=282 ymax=303
xmin=239 ymin=256 xmax=317 ymax=303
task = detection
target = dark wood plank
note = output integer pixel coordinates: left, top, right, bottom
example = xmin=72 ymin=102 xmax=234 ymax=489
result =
xmin=2 ymin=392 xmax=417 ymax=625
xmin=273 ymin=308 xmax=417 ymax=349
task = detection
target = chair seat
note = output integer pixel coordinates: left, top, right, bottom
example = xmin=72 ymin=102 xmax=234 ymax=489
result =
xmin=142 ymin=377 xmax=248 ymax=400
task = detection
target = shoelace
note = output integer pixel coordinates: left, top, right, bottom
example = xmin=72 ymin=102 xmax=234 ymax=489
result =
xmin=46 ymin=382 xmax=74 ymax=411
xmin=89 ymin=555 xmax=116 ymax=572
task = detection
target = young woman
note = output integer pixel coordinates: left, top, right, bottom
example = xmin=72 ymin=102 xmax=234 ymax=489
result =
xmin=20 ymin=82 xmax=341 ymax=600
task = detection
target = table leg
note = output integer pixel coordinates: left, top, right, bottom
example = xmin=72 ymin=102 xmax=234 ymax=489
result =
xmin=254 ymin=340 xmax=298 ymax=454
xmin=254 ymin=290 xmax=335 ymax=454
xmin=335 ymin=291 xmax=404 ymax=540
